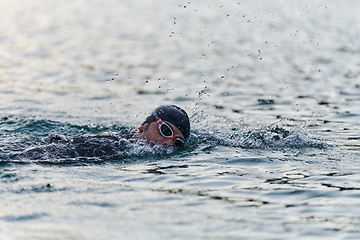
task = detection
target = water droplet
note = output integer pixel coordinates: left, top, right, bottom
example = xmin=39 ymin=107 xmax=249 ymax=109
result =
xmin=220 ymin=5 xmax=224 ymax=9
xmin=243 ymin=14 xmax=247 ymax=18
xmin=258 ymin=49 xmax=261 ymax=53
xmin=247 ymin=20 xmax=251 ymax=24
xmin=221 ymin=76 xmax=225 ymax=79
xmin=260 ymin=58 xmax=262 ymax=60
xmin=144 ymin=80 xmax=148 ymax=84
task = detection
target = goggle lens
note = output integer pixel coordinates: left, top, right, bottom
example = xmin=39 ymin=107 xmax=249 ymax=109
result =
xmin=174 ymin=139 xmax=184 ymax=148
xmin=160 ymin=124 xmax=173 ymax=137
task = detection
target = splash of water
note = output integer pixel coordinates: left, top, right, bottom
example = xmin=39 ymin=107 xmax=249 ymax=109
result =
xmin=189 ymin=113 xmax=325 ymax=150
xmin=0 ymin=115 xmax=325 ymax=164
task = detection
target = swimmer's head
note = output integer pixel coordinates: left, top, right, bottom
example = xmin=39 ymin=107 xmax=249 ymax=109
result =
xmin=143 ymin=105 xmax=191 ymax=140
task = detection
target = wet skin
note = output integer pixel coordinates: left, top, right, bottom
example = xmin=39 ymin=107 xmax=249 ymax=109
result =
xmin=136 ymin=121 xmax=185 ymax=148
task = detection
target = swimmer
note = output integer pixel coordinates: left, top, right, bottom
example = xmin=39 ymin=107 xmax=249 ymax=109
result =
xmin=133 ymin=105 xmax=191 ymax=149
xmin=1 ymin=105 xmax=190 ymax=160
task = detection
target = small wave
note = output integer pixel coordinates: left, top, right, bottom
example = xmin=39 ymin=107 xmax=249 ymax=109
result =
xmin=0 ymin=132 xmax=145 ymax=163
xmin=0 ymin=130 xmax=177 ymax=164
xmin=189 ymin=116 xmax=326 ymax=150
xmin=0 ymin=117 xmax=326 ymax=164
xmin=0 ymin=116 xmax=137 ymax=138
xmin=238 ymin=120 xmax=325 ymax=149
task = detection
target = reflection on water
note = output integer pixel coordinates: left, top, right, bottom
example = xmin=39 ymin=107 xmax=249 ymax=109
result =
xmin=1 ymin=0 xmax=360 ymax=239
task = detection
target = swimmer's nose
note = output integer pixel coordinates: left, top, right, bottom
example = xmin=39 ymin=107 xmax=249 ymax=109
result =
xmin=159 ymin=138 xmax=173 ymax=148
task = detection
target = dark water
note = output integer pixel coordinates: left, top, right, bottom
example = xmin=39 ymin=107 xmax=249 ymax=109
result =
xmin=1 ymin=0 xmax=360 ymax=239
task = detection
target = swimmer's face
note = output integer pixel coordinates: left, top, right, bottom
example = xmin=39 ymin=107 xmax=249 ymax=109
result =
xmin=138 ymin=121 xmax=185 ymax=149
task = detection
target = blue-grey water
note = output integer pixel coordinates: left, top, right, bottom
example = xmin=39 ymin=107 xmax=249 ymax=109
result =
xmin=1 ymin=1 xmax=360 ymax=239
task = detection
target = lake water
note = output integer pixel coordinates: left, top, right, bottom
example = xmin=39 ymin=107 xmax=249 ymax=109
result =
xmin=1 ymin=0 xmax=360 ymax=239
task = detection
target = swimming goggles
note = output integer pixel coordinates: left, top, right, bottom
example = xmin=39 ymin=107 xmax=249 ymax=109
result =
xmin=153 ymin=112 xmax=185 ymax=148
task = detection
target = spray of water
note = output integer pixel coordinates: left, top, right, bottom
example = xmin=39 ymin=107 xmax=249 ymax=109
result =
xmin=0 ymin=115 xmax=325 ymax=164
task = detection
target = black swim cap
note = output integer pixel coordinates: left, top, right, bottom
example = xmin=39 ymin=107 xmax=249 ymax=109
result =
xmin=143 ymin=105 xmax=191 ymax=139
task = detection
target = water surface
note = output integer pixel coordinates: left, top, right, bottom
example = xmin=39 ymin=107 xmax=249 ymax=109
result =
xmin=1 ymin=0 xmax=360 ymax=239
